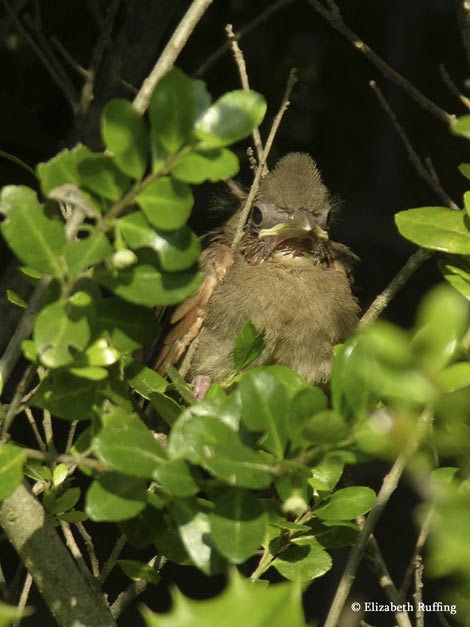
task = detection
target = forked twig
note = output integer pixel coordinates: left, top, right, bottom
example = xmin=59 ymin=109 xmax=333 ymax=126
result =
xmin=231 ymin=68 xmax=298 ymax=251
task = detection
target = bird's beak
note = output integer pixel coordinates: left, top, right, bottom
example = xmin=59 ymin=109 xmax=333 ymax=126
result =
xmin=258 ymin=210 xmax=328 ymax=243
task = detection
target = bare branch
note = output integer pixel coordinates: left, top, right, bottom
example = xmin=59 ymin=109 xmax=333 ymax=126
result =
xmin=413 ymin=556 xmax=425 ymax=627
xmin=231 ymin=68 xmax=297 ymax=251
xmin=76 ymin=522 xmax=100 ymax=579
xmin=194 ymin=0 xmax=294 ymax=77
xmin=323 ymin=408 xmax=433 ymax=627
xmin=24 ymin=407 xmax=46 ymax=452
xmin=98 ymin=534 xmax=127 ymax=585
xmin=369 ymin=81 xmax=460 ymax=210
xmin=399 ymin=506 xmax=433 ymax=598
xmin=12 ymin=572 xmax=32 ymax=627
xmin=359 ymin=248 xmax=432 ymax=328
xmin=307 ymin=0 xmax=455 ymax=127
xmin=110 ymin=555 xmax=163 ymax=619
xmin=133 ymin=0 xmax=215 ymax=114
xmin=439 ymin=64 xmax=470 ymax=110
xmin=457 ymin=0 xmax=470 ymax=69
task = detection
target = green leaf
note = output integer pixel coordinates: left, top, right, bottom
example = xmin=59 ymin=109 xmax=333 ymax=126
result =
xmin=117 ymin=559 xmax=160 ymax=585
xmin=0 ymin=444 xmax=25 ymax=501
xmin=307 ymin=520 xmax=359 ymax=549
xmin=0 ymin=601 xmax=32 ymax=626
xmin=65 ymin=229 xmax=113 ymax=279
xmin=395 ymin=207 xmax=470 ymax=254
xmin=315 ymin=486 xmax=376 ymax=520
xmin=289 ymin=387 xmax=330 ymax=447
xmin=171 ymin=415 xmax=273 ymax=489
xmin=32 ymin=371 xmax=99 ymax=420
xmin=149 ymin=392 xmax=184 ymax=427
xmin=102 ymin=98 xmax=149 ymax=179
xmin=78 ymin=155 xmax=130 ymax=201
xmin=233 ymin=322 xmax=265 ymax=371
xmin=301 ymin=410 xmax=349 ymax=445
xmin=272 ymin=541 xmax=332 ymax=582
xmin=170 ymin=149 xmax=239 ymax=183
xmin=154 ymin=459 xmax=200 ymax=497
xmin=143 ymin=569 xmax=307 ymax=627
xmin=95 ymin=297 xmax=159 ymax=352
xmin=119 ymin=210 xmax=201 ymax=271
xmin=94 ymin=249 xmax=202 ymax=306
xmin=47 ymin=487 xmax=81 ymax=515
xmin=171 ymin=498 xmax=224 ymax=575
xmin=413 ymin=283 xmax=469 ymax=372
xmin=124 ymin=359 xmax=168 ymax=398
xmin=52 ymin=463 xmax=68 ymax=488
xmin=137 ymin=176 xmax=193 ymax=231
xmin=437 ymin=362 xmax=470 ymax=392
xmin=6 ymin=289 xmax=27 ymax=309
xmin=458 ymin=163 xmax=470 ymax=181
xmin=239 ymin=370 xmax=289 ymax=458
xmin=37 ymin=143 xmax=92 ymax=195
xmin=92 ymin=405 xmax=166 ymax=478
xmin=86 ymin=472 xmax=147 ymax=521
xmin=310 ymin=455 xmax=345 ymax=491
xmin=80 ymin=337 xmax=120 ymax=367
xmin=451 ymin=115 xmax=470 ymax=138
xmin=149 ymin=67 xmax=196 ymax=154
xmin=438 ymin=256 xmax=470 ymax=301
xmin=33 ymin=291 xmax=95 ymax=368
xmin=194 ymin=90 xmax=267 ymax=149
xmin=59 ymin=511 xmax=88 ymax=523
xmin=210 ymin=490 xmax=268 ymax=564
xmin=0 ymin=185 xmax=66 ymax=278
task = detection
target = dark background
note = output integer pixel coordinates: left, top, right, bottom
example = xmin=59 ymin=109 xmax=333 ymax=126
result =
xmin=0 ymin=1 xmax=467 ymax=625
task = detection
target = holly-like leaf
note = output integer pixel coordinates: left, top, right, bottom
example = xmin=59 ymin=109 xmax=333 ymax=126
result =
xmin=36 ymin=143 xmax=93 ymax=195
xmin=0 ymin=185 xmax=66 ymax=278
xmin=102 ymin=98 xmax=149 ymax=179
xmin=395 ymin=206 xmax=470 ymax=254
xmin=137 ymin=176 xmax=193 ymax=231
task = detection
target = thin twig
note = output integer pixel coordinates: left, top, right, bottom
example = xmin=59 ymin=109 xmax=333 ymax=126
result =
xmin=0 ymin=364 xmax=36 ymax=442
xmin=65 ymin=420 xmax=78 ymax=454
xmin=22 ymin=449 xmax=109 ymax=473
xmin=359 ymin=248 xmax=432 ymax=328
xmin=42 ymin=409 xmax=55 ymax=453
xmin=307 ymin=0 xmax=455 ymax=127
xmin=457 ymin=0 xmax=470 ymax=69
xmin=225 ymin=178 xmax=246 ymax=200
xmin=226 ymin=23 xmax=264 ymax=164
xmin=0 ymin=560 xmax=10 ymax=602
xmin=194 ymin=0 xmax=294 ymax=77
xmin=364 ymin=536 xmax=412 ymax=627
xmin=13 ymin=572 xmax=32 ymax=627
xmin=413 ymin=556 xmax=425 ymax=627
xmin=439 ymin=63 xmax=470 ymax=110
xmin=76 ymin=522 xmax=100 ymax=579
xmin=98 ymin=534 xmax=127 ymax=585
xmin=323 ymin=408 xmax=433 ymax=627
xmin=110 ymin=555 xmax=159 ymax=619
xmin=60 ymin=521 xmax=93 ymax=580
xmin=51 ymin=36 xmax=90 ymax=79
xmin=24 ymin=407 xmax=46 ymax=451
xmin=370 ymin=81 xmax=459 ymax=210
xmin=231 ymin=68 xmax=297 ymax=251
xmin=133 ymin=0 xmax=214 ymax=114
xmin=399 ymin=506 xmax=433 ymax=598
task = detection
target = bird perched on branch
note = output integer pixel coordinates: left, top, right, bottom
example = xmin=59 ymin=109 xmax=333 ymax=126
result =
xmin=155 ymin=153 xmax=360 ymax=395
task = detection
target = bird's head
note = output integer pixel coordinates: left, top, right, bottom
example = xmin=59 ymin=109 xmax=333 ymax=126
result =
xmin=243 ymin=153 xmax=332 ymax=264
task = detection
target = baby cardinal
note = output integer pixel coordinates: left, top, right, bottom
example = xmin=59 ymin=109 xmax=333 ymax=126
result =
xmin=155 ymin=153 xmax=360 ymax=395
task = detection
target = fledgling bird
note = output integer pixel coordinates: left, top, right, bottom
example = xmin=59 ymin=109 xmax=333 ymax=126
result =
xmin=155 ymin=153 xmax=360 ymax=392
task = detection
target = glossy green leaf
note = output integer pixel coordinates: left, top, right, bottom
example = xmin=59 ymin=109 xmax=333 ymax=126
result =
xmin=137 ymin=176 xmax=193 ymax=231
xmin=149 ymin=392 xmax=183 ymax=427
xmin=117 ymin=560 xmax=160 ymax=585
xmin=307 ymin=520 xmax=359 ymax=549
xmin=119 ymin=210 xmax=201 ymax=271
xmin=193 ymin=79 xmax=212 ymax=120
xmin=395 ymin=206 xmax=470 ymax=254
xmin=124 ymin=358 xmax=168 ymax=398
xmin=314 ymin=486 xmax=376 ymax=520
xmin=289 ymin=387 xmax=330 ymax=447
xmin=86 ymin=473 xmax=147 ymax=521
xmin=458 ymin=163 xmax=470 ymax=180
xmin=6 ymin=289 xmax=26 ymax=309
xmin=194 ymin=90 xmax=267 ymax=149
xmin=438 ymin=256 xmax=470 ymax=301
xmin=65 ymin=229 xmax=113 ymax=279
xmin=273 ymin=541 xmax=332 ymax=582
xmin=94 ymin=297 xmax=159 ymax=352
xmin=437 ymin=362 xmax=470 ymax=392
xmin=0 ymin=443 xmax=25 ymax=501
xmin=239 ymin=370 xmax=289 ymax=458
xmin=0 ymin=185 xmax=66 ymax=278
xmin=452 ymin=115 xmax=470 ymax=138
xmin=52 ymin=463 xmax=68 ymax=488
xmin=302 ymin=410 xmax=349 ymax=445
xmin=81 ymin=337 xmax=120 ymax=367
xmin=233 ymin=322 xmax=265 ymax=371
xmin=94 ymin=249 xmax=202 ymax=306
xmin=413 ymin=283 xmax=469 ymax=372
xmin=166 ymin=364 xmax=197 ymax=405
xmin=92 ymin=405 xmax=166 ymax=478
xmin=171 ymin=498 xmax=224 ymax=575
xmin=143 ymin=569 xmax=307 ymax=627
xmin=68 ymin=366 xmax=108 ymax=380
xmin=58 ymin=511 xmax=88 ymax=523
xmin=32 ymin=371 xmax=98 ymax=420
xmin=102 ymin=98 xmax=149 ymax=179
xmin=310 ymin=455 xmax=345 ymax=491
xmin=150 ymin=507 xmax=190 ymax=564
xmin=154 ymin=459 xmax=199 ymax=497
xmin=149 ymin=67 xmax=196 ymax=154
xmin=171 ymin=149 xmax=239 ymax=183
xmin=46 ymin=487 xmax=80 ymax=515
xmin=36 ymin=143 xmax=92 ymax=195
xmin=210 ymin=490 xmax=268 ymax=564
xmin=174 ymin=415 xmax=273 ymax=489
xmin=78 ymin=155 xmax=130 ymax=201
xmin=33 ymin=291 xmax=95 ymax=368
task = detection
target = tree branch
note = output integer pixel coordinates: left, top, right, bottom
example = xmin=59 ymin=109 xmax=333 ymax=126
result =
xmin=133 ymin=0 xmax=214 ymax=114
xmin=0 ymin=482 xmax=116 ymax=627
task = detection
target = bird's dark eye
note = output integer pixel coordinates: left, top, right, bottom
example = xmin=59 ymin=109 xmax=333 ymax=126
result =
xmin=251 ymin=206 xmax=263 ymax=225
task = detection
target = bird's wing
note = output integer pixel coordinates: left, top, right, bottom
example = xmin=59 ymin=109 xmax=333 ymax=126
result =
xmin=154 ymin=240 xmax=234 ymax=375
xmin=327 ymin=241 xmax=359 ymax=284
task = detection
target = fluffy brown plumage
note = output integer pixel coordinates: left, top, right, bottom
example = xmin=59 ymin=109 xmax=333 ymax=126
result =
xmin=155 ymin=153 xmax=360 ymax=387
